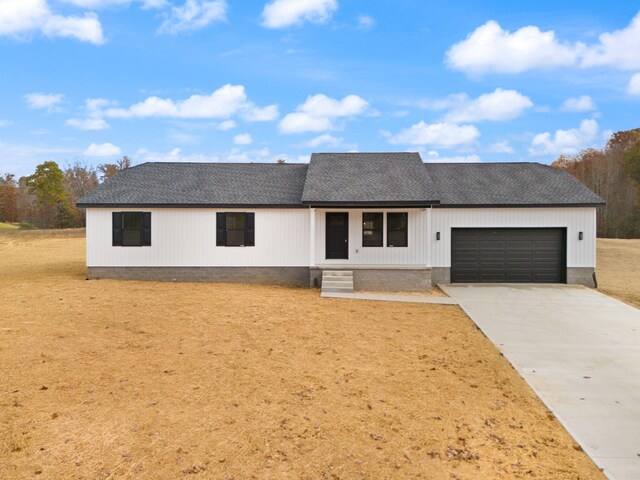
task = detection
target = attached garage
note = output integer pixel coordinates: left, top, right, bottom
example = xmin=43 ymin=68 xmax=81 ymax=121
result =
xmin=451 ymin=228 xmax=566 ymax=283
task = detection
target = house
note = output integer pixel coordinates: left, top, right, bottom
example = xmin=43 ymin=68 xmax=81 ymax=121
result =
xmin=76 ymin=152 xmax=604 ymax=291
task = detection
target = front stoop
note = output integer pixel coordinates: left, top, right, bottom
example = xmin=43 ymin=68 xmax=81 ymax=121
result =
xmin=321 ymin=270 xmax=354 ymax=294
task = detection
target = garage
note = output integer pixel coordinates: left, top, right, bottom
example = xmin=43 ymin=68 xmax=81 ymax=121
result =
xmin=451 ymin=228 xmax=566 ymax=283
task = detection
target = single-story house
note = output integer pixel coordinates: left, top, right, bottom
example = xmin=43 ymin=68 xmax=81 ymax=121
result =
xmin=76 ymin=152 xmax=604 ymax=291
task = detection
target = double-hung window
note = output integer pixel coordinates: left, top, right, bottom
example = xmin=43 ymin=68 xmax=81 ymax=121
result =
xmin=112 ymin=212 xmax=151 ymax=247
xmin=216 ymin=212 xmax=255 ymax=247
xmin=362 ymin=212 xmax=383 ymax=247
xmin=387 ymin=212 xmax=408 ymax=247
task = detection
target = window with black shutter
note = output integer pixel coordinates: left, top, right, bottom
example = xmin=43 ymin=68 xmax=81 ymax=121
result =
xmin=362 ymin=212 xmax=383 ymax=247
xmin=387 ymin=212 xmax=408 ymax=247
xmin=216 ymin=212 xmax=255 ymax=247
xmin=112 ymin=212 xmax=151 ymax=247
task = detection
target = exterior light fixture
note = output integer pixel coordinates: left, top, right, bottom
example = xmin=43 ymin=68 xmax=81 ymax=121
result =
xmin=579 ymin=231 xmax=583 ymax=240
xmin=436 ymin=232 xmax=441 ymax=241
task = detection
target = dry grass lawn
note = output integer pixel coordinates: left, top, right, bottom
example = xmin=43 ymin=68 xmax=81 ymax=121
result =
xmin=597 ymin=238 xmax=640 ymax=308
xmin=0 ymin=231 xmax=607 ymax=479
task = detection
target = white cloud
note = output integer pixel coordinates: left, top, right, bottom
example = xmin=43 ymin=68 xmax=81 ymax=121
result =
xmin=529 ymin=119 xmax=599 ymax=156
xmin=279 ymin=113 xmax=333 ymax=133
xmin=389 ymin=121 xmax=480 ymax=148
xmin=628 ymin=73 xmax=640 ymax=95
xmin=581 ymin=12 xmax=640 ymax=69
xmin=441 ymin=88 xmax=533 ymax=123
xmin=560 ymin=95 xmax=596 ymax=112
xmin=24 ymin=93 xmax=65 ymax=113
xmin=66 ymin=98 xmax=112 ymax=130
xmin=62 ymin=0 xmax=167 ymax=8
xmin=0 ymin=120 xmax=12 ymax=127
xmin=241 ymin=104 xmax=279 ymax=122
xmin=262 ymin=0 xmax=337 ymax=29
xmin=136 ymin=147 xmax=220 ymax=163
xmin=446 ymin=20 xmax=580 ymax=74
xmin=0 ymin=0 xmax=105 ymax=44
xmin=84 ymin=142 xmax=122 ymax=157
xmin=158 ymin=0 xmax=226 ymax=34
xmin=66 ymin=117 xmax=110 ymax=130
xmin=488 ymin=140 xmax=515 ymax=154
xmin=356 ymin=14 xmax=374 ymax=30
xmin=306 ymin=133 xmax=343 ymax=147
xmin=216 ymin=119 xmax=236 ymax=130
xmin=447 ymin=12 xmax=640 ymax=75
xmin=233 ymin=133 xmax=253 ymax=145
xmin=279 ymin=93 xmax=369 ymax=134
xmin=104 ymin=84 xmax=276 ymax=122
xmin=424 ymin=151 xmax=482 ymax=163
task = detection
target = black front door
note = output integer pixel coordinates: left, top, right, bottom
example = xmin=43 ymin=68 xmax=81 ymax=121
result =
xmin=326 ymin=212 xmax=349 ymax=259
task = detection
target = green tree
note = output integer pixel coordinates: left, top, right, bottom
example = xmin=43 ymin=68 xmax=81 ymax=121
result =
xmin=25 ymin=161 xmax=70 ymax=228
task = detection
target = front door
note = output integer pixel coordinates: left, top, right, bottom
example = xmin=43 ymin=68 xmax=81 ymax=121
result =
xmin=326 ymin=212 xmax=349 ymax=259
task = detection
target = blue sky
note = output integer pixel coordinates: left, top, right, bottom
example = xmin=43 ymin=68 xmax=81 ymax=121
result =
xmin=2 ymin=0 xmax=640 ymax=177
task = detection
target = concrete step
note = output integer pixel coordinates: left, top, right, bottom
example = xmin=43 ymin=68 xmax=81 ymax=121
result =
xmin=322 ymin=281 xmax=354 ymax=288
xmin=322 ymin=271 xmax=353 ymax=277
xmin=322 ymin=286 xmax=355 ymax=293
xmin=321 ymin=270 xmax=354 ymax=294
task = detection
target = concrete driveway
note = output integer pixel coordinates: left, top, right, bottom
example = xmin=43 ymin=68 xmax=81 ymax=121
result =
xmin=440 ymin=284 xmax=640 ymax=480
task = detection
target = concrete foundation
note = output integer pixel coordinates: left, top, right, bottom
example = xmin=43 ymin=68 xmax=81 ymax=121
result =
xmin=87 ymin=265 xmax=596 ymax=289
xmin=431 ymin=267 xmax=451 ymax=285
xmin=566 ymin=267 xmax=597 ymax=288
xmin=87 ymin=266 xmax=309 ymax=287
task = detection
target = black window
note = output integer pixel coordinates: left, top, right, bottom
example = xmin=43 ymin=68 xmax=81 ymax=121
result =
xmin=362 ymin=212 xmax=383 ymax=247
xmin=216 ymin=212 xmax=255 ymax=247
xmin=112 ymin=212 xmax=151 ymax=247
xmin=387 ymin=212 xmax=408 ymax=247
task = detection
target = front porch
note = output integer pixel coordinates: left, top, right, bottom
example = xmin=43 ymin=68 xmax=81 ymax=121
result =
xmin=307 ymin=207 xmax=433 ymax=292
xmin=309 ymin=264 xmax=432 ymax=292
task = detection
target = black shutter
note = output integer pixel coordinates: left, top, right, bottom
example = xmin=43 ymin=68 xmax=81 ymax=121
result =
xmin=216 ymin=212 xmax=226 ymax=246
xmin=112 ymin=212 xmax=122 ymax=246
xmin=142 ymin=212 xmax=151 ymax=246
xmin=245 ymin=212 xmax=255 ymax=247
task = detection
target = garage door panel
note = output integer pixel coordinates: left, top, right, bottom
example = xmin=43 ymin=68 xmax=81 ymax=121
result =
xmin=452 ymin=228 xmax=565 ymax=284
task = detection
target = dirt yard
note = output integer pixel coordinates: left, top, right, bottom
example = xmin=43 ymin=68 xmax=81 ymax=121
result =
xmin=597 ymin=238 xmax=640 ymax=308
xmin=0 ymin=232 xmax=606 ymax=479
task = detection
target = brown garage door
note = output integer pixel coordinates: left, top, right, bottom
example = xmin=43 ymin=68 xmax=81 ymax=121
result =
xmin=451 ymin=228 xmax=566 ymax=283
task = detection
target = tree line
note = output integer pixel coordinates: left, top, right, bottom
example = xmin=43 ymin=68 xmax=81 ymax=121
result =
xmin=552 ymin=128 xmax=640 ymax=238
xmin=2 ymin=132 xmax=639 ymax=236
xmin=0 ymin=157 xmax=131 ymax=229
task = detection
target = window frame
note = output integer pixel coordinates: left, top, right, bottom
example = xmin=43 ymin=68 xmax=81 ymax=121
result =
xmin=112 ymin=211 xmax=151 ymax=247
xmin=362 ymin=212 xmax=383 ymax=247
xmin=386 ymin=212 xmax=408 ymax=248
xmin=216 ymin=212 xmax=255 ymax=247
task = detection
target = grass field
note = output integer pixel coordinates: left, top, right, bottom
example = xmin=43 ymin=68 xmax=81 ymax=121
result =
xmin=0 ymin=222 xmax=18 ymax=229
xmin=597 ymin=238 xmax=640 ymax=308
xmin=0 ymin=232 xmax=617 ymax=479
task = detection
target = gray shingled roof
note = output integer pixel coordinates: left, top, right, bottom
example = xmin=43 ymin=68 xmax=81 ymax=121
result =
xmin=77 ymin=155 xmax=604 ymax=208
xmin=76 ymin=162 xmax=308 ymax=207
xmin=424 ymin=162 xmax=604 ymax=206
xmin=301 ymin=152 xmax=438 ymax=205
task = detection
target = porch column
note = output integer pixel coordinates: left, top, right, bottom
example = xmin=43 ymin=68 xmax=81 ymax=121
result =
xmin=309 ymin=207 xmax=316 ymax=267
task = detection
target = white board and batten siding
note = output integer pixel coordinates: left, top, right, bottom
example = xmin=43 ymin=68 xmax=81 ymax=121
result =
xmin=312 ymin=208 xmax=430 ymax=266
xmin=86 ymin=208 xmax=309 ymax=267
xmin=87 ymin=206 xmax=597 ymax=269
xmin=430 ymin=207 xmax=597 ymax=268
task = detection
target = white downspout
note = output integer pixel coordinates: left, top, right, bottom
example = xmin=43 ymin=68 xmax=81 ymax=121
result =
xmin=309 ymin=207 xmax=316 ymax=267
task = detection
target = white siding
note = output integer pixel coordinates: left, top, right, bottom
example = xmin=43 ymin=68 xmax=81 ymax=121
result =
xmin=313 ymin=208 xmax=429 ymax=266
xmin=86 ymin=208 xmax=309 ymax=267
xmin=430 ymin=207 xmax=597 ymax=268
xmin=86 ymin=206 xmax=597 ymax=270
